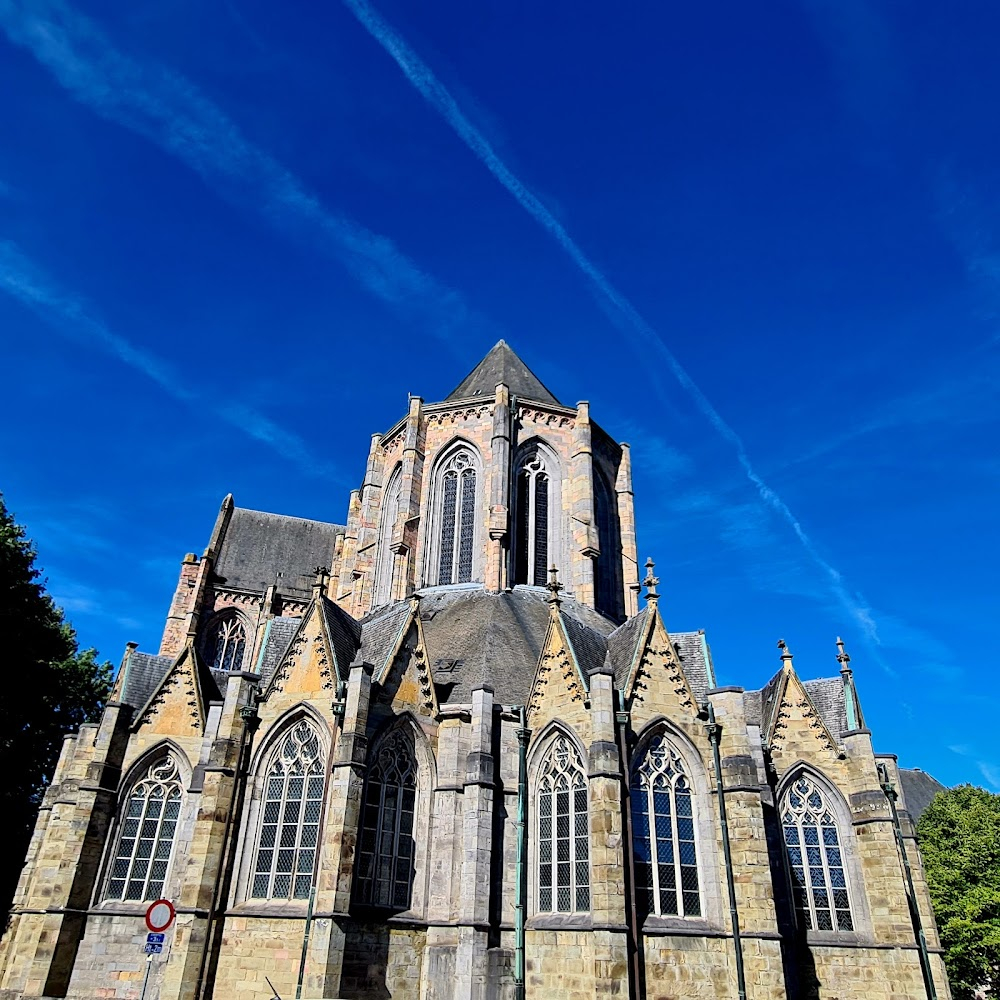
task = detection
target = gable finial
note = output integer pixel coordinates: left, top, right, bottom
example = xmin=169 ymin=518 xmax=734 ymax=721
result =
xmin=836 ymin=636 xmax=851 ymax=674
xmin=546 ymin=564 xmax=563 ymax=608
xmin=777 ymin=638 xmax=794 ymax=666
xmin=642 ymin=557 xmax=660 ymax=602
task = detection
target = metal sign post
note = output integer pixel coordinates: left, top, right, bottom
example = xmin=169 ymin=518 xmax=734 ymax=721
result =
xmin=139 ymin=901 xmax=175 ymax=1000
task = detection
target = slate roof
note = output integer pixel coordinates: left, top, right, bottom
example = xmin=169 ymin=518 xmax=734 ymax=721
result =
xmin=607 ymin=607 xmax=651 ymax=688
xmin=898 ymin=768 xmax=947 ymax=820
xmin=412 ymin=587 xmax=615 ymax=705
xmin=360 ymin=601 xmax=413 ymax=678
xmin=671 ymin=631 xmax=715 ymax=705
xmin=445 ymin=341 xmax=562 ymax=407
xmin=256 ymin=616 xmax=302 ymax=685
xmin=802 ymin=677 xmax=849 ymax=739
xmin=121 ymin=652 xmax=174 ymax=711
xmin=214 ymin=507 xmax=345 ymax=597
xmin=321 ymin=597 xmax=362 ymax=678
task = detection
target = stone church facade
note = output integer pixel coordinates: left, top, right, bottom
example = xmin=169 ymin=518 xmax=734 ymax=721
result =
xmin=0 ymin=343 xmax=950 ymax=1000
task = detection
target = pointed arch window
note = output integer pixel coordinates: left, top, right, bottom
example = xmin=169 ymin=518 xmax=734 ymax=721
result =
xmin=594 ymin=473 xmax=622 ymax=619
xmin=515 ymin=453 xmax=551 ymax=587
xmin=206 ymin=613 xmax=247 ymax=672
xmin=436 ymin=449 xmax=477 ymax=585
xmin=104 ymin=756 xmax=182 ymax=902
xmin=537 ymin=735 xmax=590 ymax=913
xmin=357 ymin=729 xmax=417 ymax=909
xmin=250 ymin=720 xmax=325 ymax=900
xmin=781 ymin=774 xmax=853 ymax=931
xmin=631 ymin=733 xmax=700 ymax=918
xmin=374 ymin=465 xmax=403 ymax=606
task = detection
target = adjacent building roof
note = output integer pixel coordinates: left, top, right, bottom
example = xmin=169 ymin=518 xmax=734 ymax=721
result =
xmin=213 ymin=507 xmax=345 ymax=597
xmin=445 ymin=340 xmax=562 ymax=407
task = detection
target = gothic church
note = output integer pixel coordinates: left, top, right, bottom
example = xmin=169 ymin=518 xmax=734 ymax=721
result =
xmin=0 ymin=343 xmax=950 ymax=1000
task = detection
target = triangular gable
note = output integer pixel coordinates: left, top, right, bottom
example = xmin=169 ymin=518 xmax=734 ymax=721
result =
xmin=526 ymin=614 xmax=590 ymax=726
xmin=765 ymin=667 xmax=840 ymax=758
xmin=262 ymin=601 xmax=338 ymax=701
xmin=445 ymin=340 xmax=562 ymax=406
xmin=133 ymin=643 xmax=206 ymax=734
xmin=375 ymin=610 xmax=439 ymax=718
xmin=624 ymin=606 xmax=699 ymax=717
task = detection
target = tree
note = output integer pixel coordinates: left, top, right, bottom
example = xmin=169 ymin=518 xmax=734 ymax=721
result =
xmin=0 ymin=494 xmax=112 ymax=921
xmin=917 ymin=784 xmax=1000 ymax=1000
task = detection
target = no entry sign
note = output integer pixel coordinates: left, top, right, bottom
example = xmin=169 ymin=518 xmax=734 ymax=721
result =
xmin=144 ymin=899 xmax=175 ymax=933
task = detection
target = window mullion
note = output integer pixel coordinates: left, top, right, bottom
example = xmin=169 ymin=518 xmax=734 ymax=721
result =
xmin=527 ymin=473 xmax=536 ymax=585
xmin=672 ymin=778 xmax=684 ymax=916
xmin=647 ymin=782 xmax=660 ymax=914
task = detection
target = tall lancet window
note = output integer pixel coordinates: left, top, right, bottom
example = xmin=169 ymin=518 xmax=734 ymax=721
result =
xmin=537 ymin=735 xmax=590 ymax=913
xmin=781 ymin=775 xmax=854 ymax=931
xmin=436 ymin=449 xmax=477 ymax=585
xmin=631 ymin=733 xmax=701 ymax=918
xmin=594 ymin=474 xmax=622 ymax=619
xmin=515 ymin=453 xmax=550 ymax=587
xmin=374 ymin=465 xmax=403 ymax=606
xmin=357 ymin=729 xmax=417 ymax=909
xmin=105 ymin=756 xmax=182 ymax=902
xmin=206 ymin=613 xmax=247 ymax=671
xmin=250 ymin=720 xmax=325 ymax=900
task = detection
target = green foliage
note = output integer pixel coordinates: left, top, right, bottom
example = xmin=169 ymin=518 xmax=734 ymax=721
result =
xmin=917 ymin=784 xmax=1000 ymax=1000
xmin=0 ymin=494 xmax=113 ymax=918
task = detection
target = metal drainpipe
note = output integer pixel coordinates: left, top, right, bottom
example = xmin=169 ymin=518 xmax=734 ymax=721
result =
xmin=195 ymin=689 xmax=261 ymax=1000
xmin=295 ymin=681 xmax=347 ymax=1000
xmin=614 ymin=693 xmax=644 ymax=1000
xmin=878 ymin=763 xmax=938 ymax=1000
xmin=514 ymin=705 xmax=530 ymax=1000
xmin=704 ymin=702 xmax=747 ymax=1000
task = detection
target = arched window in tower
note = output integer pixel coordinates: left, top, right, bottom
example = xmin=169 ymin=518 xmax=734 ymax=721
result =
xmin=205 ymin=613 xmax=247 ymax=672
xmin=250 ymin=720 xmax=325 ymax=900
xmin=374 ymin=465 xmax=403 ymax=606
xmin=356 ymin=729 xmax=418 ymax=909
xmin=104 ymin=755 xmax=182 ymax=902
xmin=436 ymin=448 xmax=477 ymax=585
xmin=537 ymin=734 xmax=590 ymax=913
xmin=594 ymin=473 xmax=622 ymax=619
xmin=780 ymin=774 xmax=854 ymax=931
xmin=630 ymin=732 xmax=700 ymax=918
xmin=514 ymin=453 xmax=551 ymax=587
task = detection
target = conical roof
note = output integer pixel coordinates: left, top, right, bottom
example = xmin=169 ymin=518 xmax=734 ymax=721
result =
xmin=446 ymin=340 xmax=562 ymax=406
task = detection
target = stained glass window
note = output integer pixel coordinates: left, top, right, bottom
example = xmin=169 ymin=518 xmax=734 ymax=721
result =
xmin=356 ymin=730 xmax=417 ymax=909
xmin=594 ymin=474 xmax=621 ymax=619
xmin=781 ymin=775 xmax=853 ymax=932
xmin=631 ymin=733 xmax=700 ymax=918
xmin=436 ymin=450 xmax=477 ymax=585
xmin=105 ymin=756 xmax=182 ymax=902
xmin=206 ymin=614 xmax=247 ymax=672
xmin=537 ymin=735 xmax=590 ymax=913
xmin=514 ymin=453 xmax=551 ymax=587
xmin=250 ymin=721 xmax=325 ymax=900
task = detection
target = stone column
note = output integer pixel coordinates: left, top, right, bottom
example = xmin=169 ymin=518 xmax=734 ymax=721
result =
xmin=615 ymin=444 xmax=640 ymax=619
xmin=587 ymin=667 xmax=629 ymax=998
xmin=353 ymin=433 xmax=385 ymax=615
xmin=303 ymin=657 xmax=372 ymax=999
xmin=570 ymin=401 xmax=598 ymax=606
xmin=487 ymin=383 xmax=511 ymax=593
xmin=398 ymin=395 xmax=425 ymax=596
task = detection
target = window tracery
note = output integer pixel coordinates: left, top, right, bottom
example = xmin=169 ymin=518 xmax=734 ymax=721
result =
xmin=631 ymin=733 xmax=701 ymax=918
xmin=206 ymin=613 xmax=247 ymax=672
xmin=435 ymin=449 xmax=477 ymax=585
xmin=104 ymin=756 xmax=182 ymax=902
xmin=781 ymin=774 xmax=854 ymax=931
xmin=374 ymin=466 xmax=403 ymax=606
xmin=356 ymin=729 xmax=417 ymax=909
xmin=250 ymin=720 xmax=325 ymax=900
xmin=515 ymin=453 xmax=550 ymax=587
xmin=537 ymin=735 xmax=590 ymax=913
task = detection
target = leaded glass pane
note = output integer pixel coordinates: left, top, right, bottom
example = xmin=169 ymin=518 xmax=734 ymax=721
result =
xmin=780 ymin=774 xmax=854 ymax=933
xmin=251 ymin=721 xmax=325 ymax=900
xmin=356 ymin=729 xmax=417 ymax=910
xmin=207 ymin=614 xmax=247 ymax=671
xmin=438 ymin=471 xmax=458 ymax=585
xmin=104 ymin=757 xmax=182 ymax=902
xmin=537 ymin=736 xmax=589 ymax=913
xmin=630 ymin=733 xmax=700 ymax=917
xmin=457 ymin=469 xmax=476 ymax=583
xmin=533 ymin=474 xmax=548 ymax=587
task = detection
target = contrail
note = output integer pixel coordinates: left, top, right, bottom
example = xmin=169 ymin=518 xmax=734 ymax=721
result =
xmin=0 ymin=0 xmax=476 ymax=348
xmin=341 ymin=0 xmax=886 ymax=657
xmin=0 ymin=240 xmax=338 ymax=480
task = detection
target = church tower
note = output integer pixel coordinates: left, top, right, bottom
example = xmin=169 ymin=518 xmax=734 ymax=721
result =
xmin=330 ymin=340 xmax=640 ymax=621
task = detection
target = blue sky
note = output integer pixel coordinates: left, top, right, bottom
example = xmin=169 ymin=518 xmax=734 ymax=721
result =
xmin=1 ymin=0 xmax=997 ymax=789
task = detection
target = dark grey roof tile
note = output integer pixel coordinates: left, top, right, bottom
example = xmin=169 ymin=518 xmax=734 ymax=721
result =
xmin=360 ymin=601 xmax=412 ymax=677
xmin=802 ymin=677 xmax=849 ymax=739
xmin=607 ymin=608 xmax=651 ymax=688
xmin=122 ymin=652 xmax=174 ymax=711
xmin=444 ymin=341 xmax=562 ymax=406
xmin=898 ymin=768 xmax=947 ymax=821
xmin=321 ymin=597 xmax=362 ymax=679
xmin=257 ymin=616 xmax=303 ymax=685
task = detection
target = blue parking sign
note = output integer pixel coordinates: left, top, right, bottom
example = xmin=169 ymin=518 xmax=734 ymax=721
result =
xmin=143 ymin=944 xmax=163 ymax=955
xmin=146 ymin=933 xmax=165 ymax=944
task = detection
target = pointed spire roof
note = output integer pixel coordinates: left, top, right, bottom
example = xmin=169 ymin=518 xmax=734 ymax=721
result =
xmin=446 ymin=340 xmax=562 ymax=406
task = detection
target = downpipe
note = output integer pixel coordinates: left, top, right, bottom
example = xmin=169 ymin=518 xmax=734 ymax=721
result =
xmin=506 ymin=705 xmax=530 ymax=1000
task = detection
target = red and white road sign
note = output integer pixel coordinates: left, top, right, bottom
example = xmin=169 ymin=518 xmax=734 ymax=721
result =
xmin=144 ymin=899 xmax=175 ymax=933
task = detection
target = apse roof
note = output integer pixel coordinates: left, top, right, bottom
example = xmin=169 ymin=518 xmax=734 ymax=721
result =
xmin=445 ymin=340 xmax=562 ymax=406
